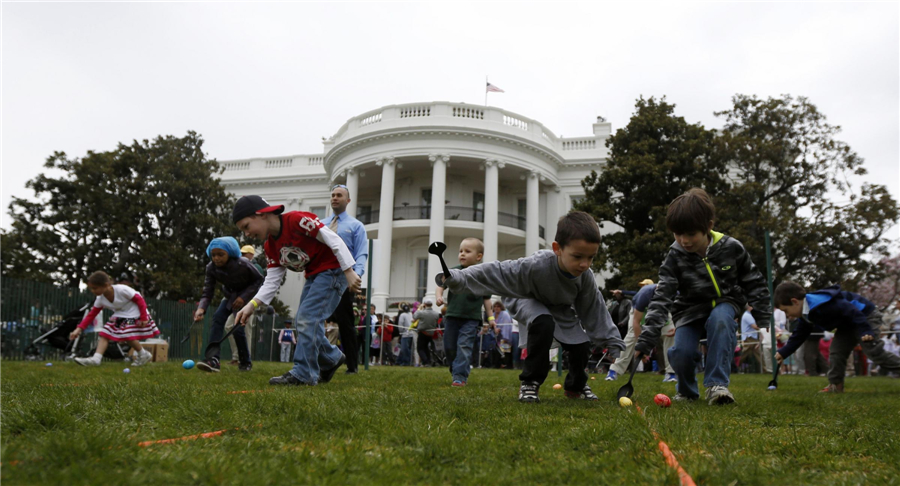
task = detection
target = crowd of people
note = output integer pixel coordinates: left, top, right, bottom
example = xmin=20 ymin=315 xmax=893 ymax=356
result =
xmin=66 ymin=184 xmax=900 ymax=405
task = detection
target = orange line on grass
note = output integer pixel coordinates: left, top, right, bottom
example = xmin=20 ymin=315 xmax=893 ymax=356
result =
xmin=226 ymin=389 xmax=273 ymax=395
xmin=137 ymin=424 xmax=262 ymax=447
xmin=138 ymin=429 xmax=226 ymax=447
xmin=635 ymin=404 xmax=697 ymax=486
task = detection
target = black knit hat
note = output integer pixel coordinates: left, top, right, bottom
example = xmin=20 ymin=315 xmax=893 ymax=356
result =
xmin=232 ymin=195 xmax=284 ymax=224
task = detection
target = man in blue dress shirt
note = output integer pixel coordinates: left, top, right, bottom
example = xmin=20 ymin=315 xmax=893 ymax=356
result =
xmin=321 ymin=184 xmax=369 ymax=374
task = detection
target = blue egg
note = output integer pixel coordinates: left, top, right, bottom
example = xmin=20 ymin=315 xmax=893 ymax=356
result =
xmin=183 ymin=359 xmax=195 ymax=370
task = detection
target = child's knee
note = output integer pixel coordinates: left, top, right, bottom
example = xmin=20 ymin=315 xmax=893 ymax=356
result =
xmin=668 ymin=345 xmax=697 ymax=364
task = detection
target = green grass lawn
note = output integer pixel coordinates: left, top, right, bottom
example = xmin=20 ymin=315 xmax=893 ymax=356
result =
xmin=2 ymin=361 xmax=899 ymax=485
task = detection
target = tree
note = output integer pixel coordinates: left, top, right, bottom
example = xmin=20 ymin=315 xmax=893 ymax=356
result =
xmin=713 ymin=95 xmax=900 ymax=290
xmin=3 ymin=132 xmax=235 ymax=300
xmin=576 ymin=97 xmax=727 ymax=291
xmin=859 ymin=255 xmax=900 ymax=313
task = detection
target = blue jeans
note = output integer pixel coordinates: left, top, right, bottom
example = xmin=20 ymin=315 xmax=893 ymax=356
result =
xmin=208 ymin=299 xmax=249 ymax=364
xmin=397 ymin=336 xmax=414 ymax=366
xmin=667 ymin=303 xmax=737 ymax=398
xmin=443 ymin=317 xmax=480 ymax=382
xmin=289 ymin=268 xmax=347 ymax=384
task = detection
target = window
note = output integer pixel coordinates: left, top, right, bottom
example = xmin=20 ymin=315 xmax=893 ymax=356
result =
xmin=416 ymin=258 xmax=428 ymax=302
xmin=309 ymin=206 xmax=326 ymax=219
xmin=421 ymin=189 xmax=432 ymax=219
xmin=570 ymin=195 xmax=585 ymax=210
xmin=473 ymin=192 xmax=484 ymax=222
xmin=517 ymin=199 xmax=527 ymax=230
xmin=357 ymin=205 xmax=372 ymax=224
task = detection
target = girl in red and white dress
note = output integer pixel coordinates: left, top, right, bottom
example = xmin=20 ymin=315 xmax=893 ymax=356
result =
xmin=69 ymin=271 xmax=160 ymax=366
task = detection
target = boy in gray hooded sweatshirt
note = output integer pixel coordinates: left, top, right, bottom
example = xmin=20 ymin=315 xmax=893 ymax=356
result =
xmin=442 ymin=211 xmax=625 ymax=403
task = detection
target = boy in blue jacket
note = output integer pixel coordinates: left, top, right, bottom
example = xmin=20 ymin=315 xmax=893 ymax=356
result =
xmin=194 ymin=236 xmax=264 ymax=372
xmin=774 ymin=281 xmax=900 ymax=392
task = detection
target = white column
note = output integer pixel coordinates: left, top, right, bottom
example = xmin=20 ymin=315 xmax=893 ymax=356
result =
xmin=482 ymin=159 xmax=502 ymax=263
xmin=346 ymin=168 xmax=359 ymax=218
xmin=374 ymin=156 xmax=396 ymax=311
xmin=545 ymin=186 xmax=561 ymax=243
xmin=426 ymin=154 xmax=449 ymax=302
xmin=525 ymin=171 xmax=540 ymax=255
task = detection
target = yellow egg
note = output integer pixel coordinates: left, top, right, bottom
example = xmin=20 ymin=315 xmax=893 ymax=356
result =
xmin=619 ymin=397 xmax=633 ymax=407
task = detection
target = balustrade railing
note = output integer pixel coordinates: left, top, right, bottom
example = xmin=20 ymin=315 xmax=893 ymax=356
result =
xmin=356 ymin=206 xmax=544 ymax=237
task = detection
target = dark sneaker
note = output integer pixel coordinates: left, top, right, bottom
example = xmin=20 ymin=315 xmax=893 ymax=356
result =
xmin=269 ymin=372 xmax=309 ymax=386
xmin=673 ymin=393 xmax=698 ymax=402
xmin=238 ymin=362 xmax=252 ymax=372
xmin=344 ymin=369 xmax=358 ymax=375
xmin=705 ymin=385 xmax=735 ymax=405
xmin=319 ymin=353 xmax=346 ymax=384
xmin=196 ymin=358 xmax=220 ymax=373
xmin=819 ymin=383 xmax=844 ymax=393
xmin=565 ymin=385 xmax=599 ymax=401
xmin=518 ymin=381 xmax=541 ymax=403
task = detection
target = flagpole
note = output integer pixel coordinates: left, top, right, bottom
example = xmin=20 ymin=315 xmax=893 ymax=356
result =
xmin=485 ymin=75 xmax=488 ymax=107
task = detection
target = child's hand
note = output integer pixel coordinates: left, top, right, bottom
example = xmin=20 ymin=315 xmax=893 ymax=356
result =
xmin=436 ymin=296 xmax=445 ymax=306
xmin=775 ymin=352 xmax=784 ymax=365
xmin=233 ymin=297 xmax=245 ymax=310
xmin=69 ymin=328 xmax=82 ymax=341
xmin=194 ymin=308 xmax=205 ymax=322
xmin=861 ymin=334 xmax=874 ymax=342
xmin=137 ymin=319 xmax=149 ymax=327
xmin=345 ymin=269 xmax=362 ymax=294
xmin=235 ymin=302 xmax=255 ymax=326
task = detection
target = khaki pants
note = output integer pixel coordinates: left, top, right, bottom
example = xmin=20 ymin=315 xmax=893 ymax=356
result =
xmin=740 ymin=336 xmax=768 ymax=373
xmin=224 ymin=313 xmax=254 ymax=361
xmin=611 ymin=312 xmax=674 ymax=375
xmin=660 ymin=322 xmax=675 ymax=374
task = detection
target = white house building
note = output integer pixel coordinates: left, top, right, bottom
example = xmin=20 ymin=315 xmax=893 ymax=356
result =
xmin=219 ymin=101 xmax=615 ymax=312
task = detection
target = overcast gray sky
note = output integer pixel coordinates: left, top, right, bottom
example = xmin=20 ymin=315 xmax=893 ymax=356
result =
xmin=3 ymin=2 xmax=898 ymax=240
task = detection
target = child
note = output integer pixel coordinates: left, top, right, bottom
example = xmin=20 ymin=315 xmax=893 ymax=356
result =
xmin=68 ymin=271 xmax=159 ymax=366
xmin=773 ymin=281 xmax=900 ymax=392
xmin=194 ymin=236 xmax=263 ymax=372
xmin=278 ymin=320 xmax=297 ymax=363
xmin=634 ymin=188 xmax=771 ymax=405
xmin=436 ymin=237 xmax=495 ymax=387
xmin=232 ymin=195 xmax=360 ymax=386
xmin=441 ymin=213 xmax=624 ymax=402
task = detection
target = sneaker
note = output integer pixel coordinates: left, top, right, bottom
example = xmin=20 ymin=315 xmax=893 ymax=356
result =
xmin=451 ymin=380 xmax=466 ymax=387
xmin=819 ymin=383 xmax=844 ymax=393
xmin=269 ymin=371 xmax=309 ymax=386
xmin=565 ymin=385 xmax=599 ymax=401
xmin=238 ymin=362 xmax=252 ymax=372
xmin=663 ymin=373 xmax=678 ymax=383
xmin=196 ymin=358 xmax=220 ymax=373
xmin=673 ymin=393 xmax=697 ymax=402
xmin=605 ymin=370 xmax=618 ymax=381
xmin=518 ymin=381 xmax=541 ymax=403
xmin=74 ymin=356 xmax=101 ymax=367
xmin=133 ymin=349 xmax=153 ymax=367
xmin=706 ymin=385 xmax=735 ymax=405
xmin=345 ymin=369 xmax=358 ymax=375
xmin=319 ymin=353 xmax=346 ymax=384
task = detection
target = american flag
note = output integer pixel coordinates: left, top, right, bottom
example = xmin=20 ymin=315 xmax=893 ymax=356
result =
xmin=486 ymin=82 xmax=505 ymax=93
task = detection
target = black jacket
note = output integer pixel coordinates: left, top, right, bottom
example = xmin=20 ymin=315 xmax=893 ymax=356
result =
xmin=198 ymin=257 xmax=264 ymax=312
xmin=635 ymin=231 xmax=771 ymax=355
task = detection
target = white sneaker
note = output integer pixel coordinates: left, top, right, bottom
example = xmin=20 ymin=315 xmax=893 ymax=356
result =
xmin=75 ymin=356 xmax=101 ymax=366
xmin=705 ymin=385 xmax=735 ymax=405
xmin=133 ymin=349 xmax=153 ymax=367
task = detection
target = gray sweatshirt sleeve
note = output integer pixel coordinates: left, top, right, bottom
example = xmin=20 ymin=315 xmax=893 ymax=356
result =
xmin=444 ymin=257 xmax=536 ymax=299
xmin=575 ymin=274 xmax=626 ymax=358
